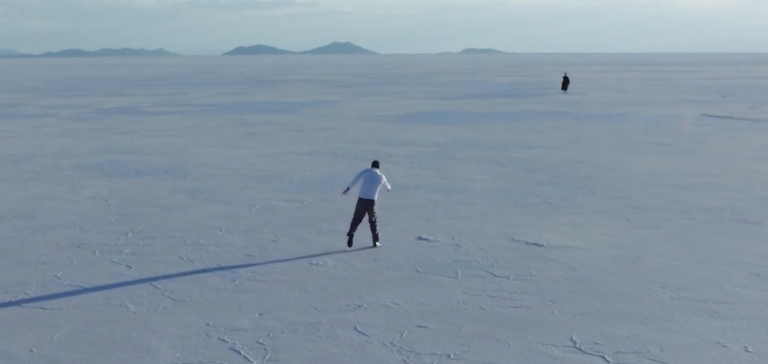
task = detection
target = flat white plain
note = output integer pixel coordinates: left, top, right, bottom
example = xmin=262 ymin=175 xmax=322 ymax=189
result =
xmin=0 ymin=54 xmax=766 ymax=364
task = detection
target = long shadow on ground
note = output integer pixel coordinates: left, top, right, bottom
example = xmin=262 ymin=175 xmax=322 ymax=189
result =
xmin=0 ymin=247 xmax=371 ymax=309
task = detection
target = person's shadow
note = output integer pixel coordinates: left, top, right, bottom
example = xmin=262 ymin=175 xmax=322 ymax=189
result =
xmin=0 ymin=247 xmax=372 ymax=309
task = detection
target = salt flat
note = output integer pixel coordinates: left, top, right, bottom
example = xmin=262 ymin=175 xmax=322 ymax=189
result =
xmin=0 ymin=54 xmax=766 ymax=364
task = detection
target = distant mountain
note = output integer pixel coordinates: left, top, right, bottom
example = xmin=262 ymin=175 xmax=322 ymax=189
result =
xmin=38 ymin=49 xmax=92 ymax=57
xmin=0 ymin=48 xmax=23 ymax=56
xmin=37 ymin=48 xmax=177 ymax=58
xmin=223 ymin=42 xmax=377 ymax=56
xmin=301 ymin=42 xmax=377 ymax=55
xmin=457 ymin=48 xmax=508 ymax=54
xmin=223 ymin=45 xmax=295 ymax=56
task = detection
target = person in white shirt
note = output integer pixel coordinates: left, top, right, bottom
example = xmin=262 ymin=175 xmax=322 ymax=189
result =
xmin=342 ymin=160 xmax=391 ymax=248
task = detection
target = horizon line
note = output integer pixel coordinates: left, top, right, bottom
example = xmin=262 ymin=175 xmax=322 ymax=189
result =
xmin=3 ymin=50 xmax=768 ymax=58
xmin=4 ymin=42 xmax=768 ymax=58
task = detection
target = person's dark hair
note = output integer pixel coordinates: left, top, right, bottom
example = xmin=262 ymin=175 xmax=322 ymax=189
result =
xmin=371 ymin=160 xmax=380 ymax=169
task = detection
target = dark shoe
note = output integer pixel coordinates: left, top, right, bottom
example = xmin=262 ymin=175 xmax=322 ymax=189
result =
xmin=347 ymin=233 xmax=354 ymax=248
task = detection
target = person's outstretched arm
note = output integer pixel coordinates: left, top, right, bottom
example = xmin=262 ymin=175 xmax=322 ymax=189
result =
xmin=342 ymin=170 xmax=365 ymax=195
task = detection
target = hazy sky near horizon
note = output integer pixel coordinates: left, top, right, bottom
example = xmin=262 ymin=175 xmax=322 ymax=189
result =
xmin=1 ymin=0 xmax=766 ymax=54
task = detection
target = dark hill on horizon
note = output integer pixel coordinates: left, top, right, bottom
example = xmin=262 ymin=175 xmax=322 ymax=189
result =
xmin=223 ymin=45 xmax=294 ymax=55
xmin=301 ymin=42 xmax=376 ymax=55
xmin=223 ymin=42 xmax=377 ymax=55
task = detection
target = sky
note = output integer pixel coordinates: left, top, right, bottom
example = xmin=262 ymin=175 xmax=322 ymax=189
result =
xmin=1 ymin=0 xmax=767 ymax=55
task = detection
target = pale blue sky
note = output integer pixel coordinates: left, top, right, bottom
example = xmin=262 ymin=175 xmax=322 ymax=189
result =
xmin=1 ymin=0 xmax=766 ymax=54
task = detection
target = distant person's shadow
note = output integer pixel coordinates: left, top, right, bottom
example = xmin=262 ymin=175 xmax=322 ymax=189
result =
xmin=0 ymin=247 xmax=371 ymax=309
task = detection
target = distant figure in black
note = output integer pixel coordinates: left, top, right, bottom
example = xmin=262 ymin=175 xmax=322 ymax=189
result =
xmin=561 ymin=73 xmax=570 ymax=94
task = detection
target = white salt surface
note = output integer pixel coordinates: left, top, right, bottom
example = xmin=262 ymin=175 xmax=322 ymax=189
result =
xmin=0 ymin=54 xmax=766 ymax=363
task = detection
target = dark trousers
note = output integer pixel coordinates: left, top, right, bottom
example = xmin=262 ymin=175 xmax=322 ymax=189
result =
xmin=348 ymin=198 xmax=378 ymax=242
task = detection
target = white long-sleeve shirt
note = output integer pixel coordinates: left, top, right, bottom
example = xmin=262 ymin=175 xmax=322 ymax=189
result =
xmin=348 ymin=168 xmax=391 ymax=200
